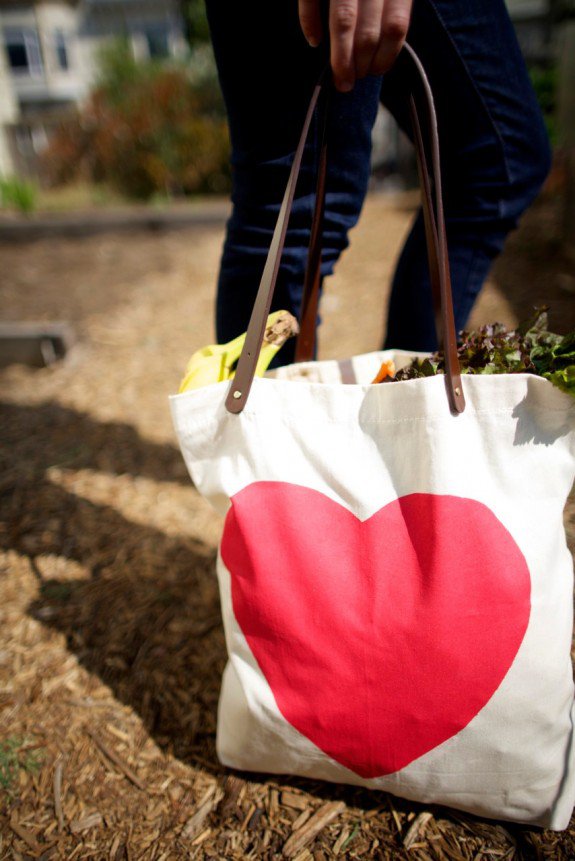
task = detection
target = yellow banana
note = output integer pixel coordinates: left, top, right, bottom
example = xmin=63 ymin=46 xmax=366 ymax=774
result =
xmin=179 ymin=310 xmax=299 ymax=393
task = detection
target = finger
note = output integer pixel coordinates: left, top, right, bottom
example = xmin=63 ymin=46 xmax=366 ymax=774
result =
xmin=370 ymin=0 xmax=412 ymax=75
xmin=354 ymin=0 xmax=384 ymax=80
xmin=330 ymin=0 xmax=358 ymax=92
xmin=298 ymin=0 xmax=323 ymax=47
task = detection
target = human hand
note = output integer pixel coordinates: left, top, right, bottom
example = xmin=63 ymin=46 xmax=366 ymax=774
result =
xmin=298 ymin=0 xmax=413 ymax=92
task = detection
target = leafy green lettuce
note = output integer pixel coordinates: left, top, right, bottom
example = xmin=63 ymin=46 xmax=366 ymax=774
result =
xmin=394 ymin=309 xmax=575 ymax=397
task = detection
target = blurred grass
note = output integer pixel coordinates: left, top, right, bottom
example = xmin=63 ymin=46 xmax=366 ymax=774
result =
xmin=30 ymin=182 xmax=220 ymax=213
xmin=34 ymin=182 xmax=126 ymax=213
xmin=0 ymin=176 xmax=38 ymax=216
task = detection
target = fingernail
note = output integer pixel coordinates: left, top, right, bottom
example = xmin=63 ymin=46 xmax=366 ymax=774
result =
xmin=307 ymin=36 xmax=320 ymax=48
xmin=338 ymin=80 xmax=353 ymax=93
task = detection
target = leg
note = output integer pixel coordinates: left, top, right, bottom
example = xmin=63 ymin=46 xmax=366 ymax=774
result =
xmin=381 ymin=0 xmax=552 ymax=351
xmin=205 ymin=0 xmax=380 ymax=364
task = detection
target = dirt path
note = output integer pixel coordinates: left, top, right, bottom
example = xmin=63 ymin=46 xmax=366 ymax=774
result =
xmin=0 ymin=192 xmax=574 ymax=859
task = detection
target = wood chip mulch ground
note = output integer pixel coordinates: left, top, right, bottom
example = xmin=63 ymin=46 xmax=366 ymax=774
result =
xmin=1 ymin=191 xmax=575 ymax=860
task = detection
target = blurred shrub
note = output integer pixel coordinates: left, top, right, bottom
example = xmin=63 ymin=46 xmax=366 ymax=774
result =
xmin=183 ymin=0 xmax=211 ymax=48
xmin=530 ymin=65 xmax=558 ymax=145
xmin=0 ymin=176 xmax=37 ymax=215
xmin=42 ymin=41 xmax=230 ymax=199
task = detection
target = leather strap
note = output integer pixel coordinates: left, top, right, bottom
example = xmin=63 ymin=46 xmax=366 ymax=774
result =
xmin=294 ymin=84 xmax=330 ymax=363
xmin=226 ymin=45 xmax=465 ymax=415
xmin=404 ymin=44 xmax=463 ymax=413
xmin=225 ymin=71 xmax=326 ymax=415
xmin=409 ymin=94 xmax=442 ymax=326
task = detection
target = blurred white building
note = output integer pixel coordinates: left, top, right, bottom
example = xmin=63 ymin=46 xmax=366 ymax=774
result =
xmin=506 ymin=0 xmax=555 ymax=64
xmin=0 ymin=0 xmax=187 ymax=176
xmin=0 ymin=25 xmax=18 ymax=176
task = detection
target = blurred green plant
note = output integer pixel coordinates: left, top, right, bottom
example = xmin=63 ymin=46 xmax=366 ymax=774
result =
xmin=183 ymin=0 xmax=211 ymax=48
xmin=0 ymin=737 xmax=43 ymax=798
xmin=530 ymin=64 xmax=558 ymax=145
xmin=42 ymin=40 xmax=230 ymax=200
xmin=95 ymin=37 xmax=142 ymax=102
xmin=0 ymin=176 xmax=38 ymax=215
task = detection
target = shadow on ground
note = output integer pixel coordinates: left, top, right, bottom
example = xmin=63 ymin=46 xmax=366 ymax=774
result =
xmin=1 ymin=399 xmax=225 ymax=767
xmin=0 ymin=400 xmax=190 ymax=486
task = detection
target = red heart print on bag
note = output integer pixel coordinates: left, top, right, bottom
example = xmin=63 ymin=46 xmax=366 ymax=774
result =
xmin=221 ymin=483 xmax=531 ymax=777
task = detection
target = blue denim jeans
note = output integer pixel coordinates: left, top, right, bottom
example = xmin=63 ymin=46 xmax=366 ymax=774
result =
xmin=205 ymin=0 xmax=551 ymax=360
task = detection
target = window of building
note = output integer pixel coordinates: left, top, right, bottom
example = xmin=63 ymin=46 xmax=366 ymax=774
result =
xmin=143 ymin=24 xmax=170 ymax=59
xmin=54 ymin=29 xmax=69 ymax=71
xmin=4 ymin=27 xmax=43 ymax=76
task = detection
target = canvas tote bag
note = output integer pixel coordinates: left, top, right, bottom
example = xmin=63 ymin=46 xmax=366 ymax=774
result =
xmin=170 ymin=47 xmax=575 ymax=830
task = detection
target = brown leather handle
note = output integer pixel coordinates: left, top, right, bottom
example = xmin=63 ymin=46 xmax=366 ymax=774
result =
xmin=294 ymin=83 xmax=329 ymax=365
xmin=226 ymin=45 xmax=465 ymax=415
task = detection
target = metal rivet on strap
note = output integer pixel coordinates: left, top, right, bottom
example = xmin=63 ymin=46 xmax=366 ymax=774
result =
xmin=233 ymin=391 xmax=242 ymax=399
xmin=455 ymin=387 xmax=461 ymax=396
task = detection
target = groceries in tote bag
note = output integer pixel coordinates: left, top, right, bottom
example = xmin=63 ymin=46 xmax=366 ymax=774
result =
xmin=170 ymin=46 xmax=575 ymax=830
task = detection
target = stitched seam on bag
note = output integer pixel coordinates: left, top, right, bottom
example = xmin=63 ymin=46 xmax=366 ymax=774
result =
xmin=175 ymin=406 xmax=574 ymax=433
xmin=397 ymin=761 xmax=560 ymax=777
xmin=237 ymin=408 xmax=549 ymax=424
xmin=418 ymin=783 xmax=564 ymax=794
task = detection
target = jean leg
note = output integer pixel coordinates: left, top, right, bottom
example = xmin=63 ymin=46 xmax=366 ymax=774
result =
xmin=205 ymin=0 xmax=380 ymax=364
xmin=381 ymin=0 xmax=552 ymax=351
